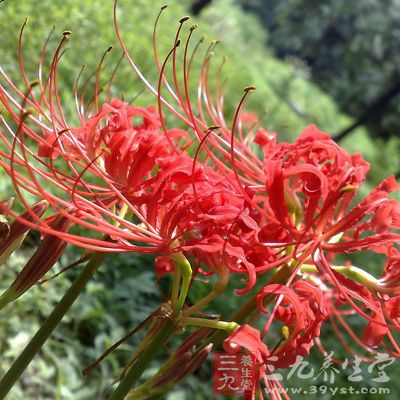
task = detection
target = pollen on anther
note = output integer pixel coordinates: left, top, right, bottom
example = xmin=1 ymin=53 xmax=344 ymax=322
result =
xmin=244 ymin=85 xmax=256 ymax=92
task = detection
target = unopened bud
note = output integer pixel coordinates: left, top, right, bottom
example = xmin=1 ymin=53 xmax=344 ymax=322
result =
xmin=173 ymin=344 xmax=213 ymax=383
xmin=0 ymin=200 xmax=48 ymax=265
xmin=0 ymin=199 xmax=14 ymax=241
xmin=153 ymin=352 xmax=192 ymax=388
xmin=0 ymin=214 xmax=10 ymax=243
xmin=0 ymin=214 xmax=70 ymax=309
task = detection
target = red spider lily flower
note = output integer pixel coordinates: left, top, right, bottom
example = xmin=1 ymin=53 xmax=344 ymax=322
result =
xmin=221 ymin=122 xmax=400 ymax=367
xmin=0 ymin=19 xmax=276 ymax=297
xmin=223 ymin=282 xmax=327 ymax=382
xmin=256 ymin=126 xmax=400 ymax=255
xmin=0 ymin=26 xmax=208 ymax=256
xmin=0 ymin=8 xmax=284 ymax=311
xmin=0 ymin=15 xmax=292 ymax=293
xmin=0 ymin=61 xmax=173 ymax=252
xmin=223 ymin=324 xmax=270 ymax=364
xmin=257 ymin=281 xmax=328 ymax=368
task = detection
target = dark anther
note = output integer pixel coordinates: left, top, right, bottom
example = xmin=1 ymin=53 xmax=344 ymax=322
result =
xmin=179 ymin=16 xmax=190 ymax=23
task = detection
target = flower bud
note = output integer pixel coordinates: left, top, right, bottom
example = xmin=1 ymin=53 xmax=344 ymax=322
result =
xmin=0 ymin=200 xmax=48 ymax=265
xmin=0 ymin=214 xmax=70 ymax=309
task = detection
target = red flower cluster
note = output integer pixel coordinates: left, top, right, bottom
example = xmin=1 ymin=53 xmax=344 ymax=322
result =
xmin=1 ymin=7 xmax=400 ymax=399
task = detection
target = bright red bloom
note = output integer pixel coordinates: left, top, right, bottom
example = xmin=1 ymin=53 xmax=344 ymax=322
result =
xmin=1 ymin=6 xmax=400 ymax=400
xmin=224 ymin=324 xmax=270 ymax=365
xmin=258 ymin=281 xmax=328 ymax=368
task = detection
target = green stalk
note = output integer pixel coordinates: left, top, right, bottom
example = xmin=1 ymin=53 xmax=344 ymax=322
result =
xmin=181 ymin=317 xmax=238 ymax=332
xmin=108 ymin=315 xmax=178 ymax=400
xmin=0 ymin=252 xmax=106 ymax=399
xmin=170 ymin=266 xmax=181 ymax=307
xmin=170 ymin=253 xmax=192 ymax=312
xmin=182 ymin=269 xmax=229 ymax=317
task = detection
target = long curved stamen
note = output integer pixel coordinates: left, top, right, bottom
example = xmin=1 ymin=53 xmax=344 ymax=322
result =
xmin=46 ymin=31 xmax=73 ymax=132
xmin=153 ymin=9 xmax=194 ymax=120
xmin=152 ymin=5 xmax=168 ymax=71
xmin=105 ymin=53 xmax=124 ymax=103
xmin=74 ymin=64 xmax=87 ymax=122
xmin=156 ymin=39 xmax=182 ymax=151
xmin=94 ymin=45 xmax=114 ymax=114
xmin=227 ymin=85 xmax=272 ymax=222
xmin=329 ymin=311 xmax=377 ymax=360
xmin=191 ymin=126 xmax=220 ymax=211
xmin=37 ymin=25 xmax=56 ymax=113
xmin=314 ymin=247 xmax=400 ymax=333
xmin=114 ymin=0 xmax=193 ymax=128
xmin=214 ymin=55 xmax=227 ymax=128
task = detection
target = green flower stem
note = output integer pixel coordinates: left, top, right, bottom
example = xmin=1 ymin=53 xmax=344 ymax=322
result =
xmin=108 ymin=314 xmax=178 ymax=400
xmin=170 ymin=253 xmax=192 ymax=312
xmin=181 ymin=317 xmax=239 ymax=332
xmin=182 ymin=270 xmax=229 ymax=317
xmin=170 ymin=266 xmax=181 ymax=307
xmin=300 ymin=263 xmax=383 ymax=291
xmin=0 ymin=252 xmax=106 ymax=399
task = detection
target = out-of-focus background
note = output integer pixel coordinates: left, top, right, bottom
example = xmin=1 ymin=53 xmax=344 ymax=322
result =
xmin=0 ymin=0 xmax=399 ymax=399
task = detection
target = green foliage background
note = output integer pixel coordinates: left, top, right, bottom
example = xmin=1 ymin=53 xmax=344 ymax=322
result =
xmin=0 ymin=0 xmax=399 ymax=399
xmin=239 ymin=0 xmax=400 ymax=143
